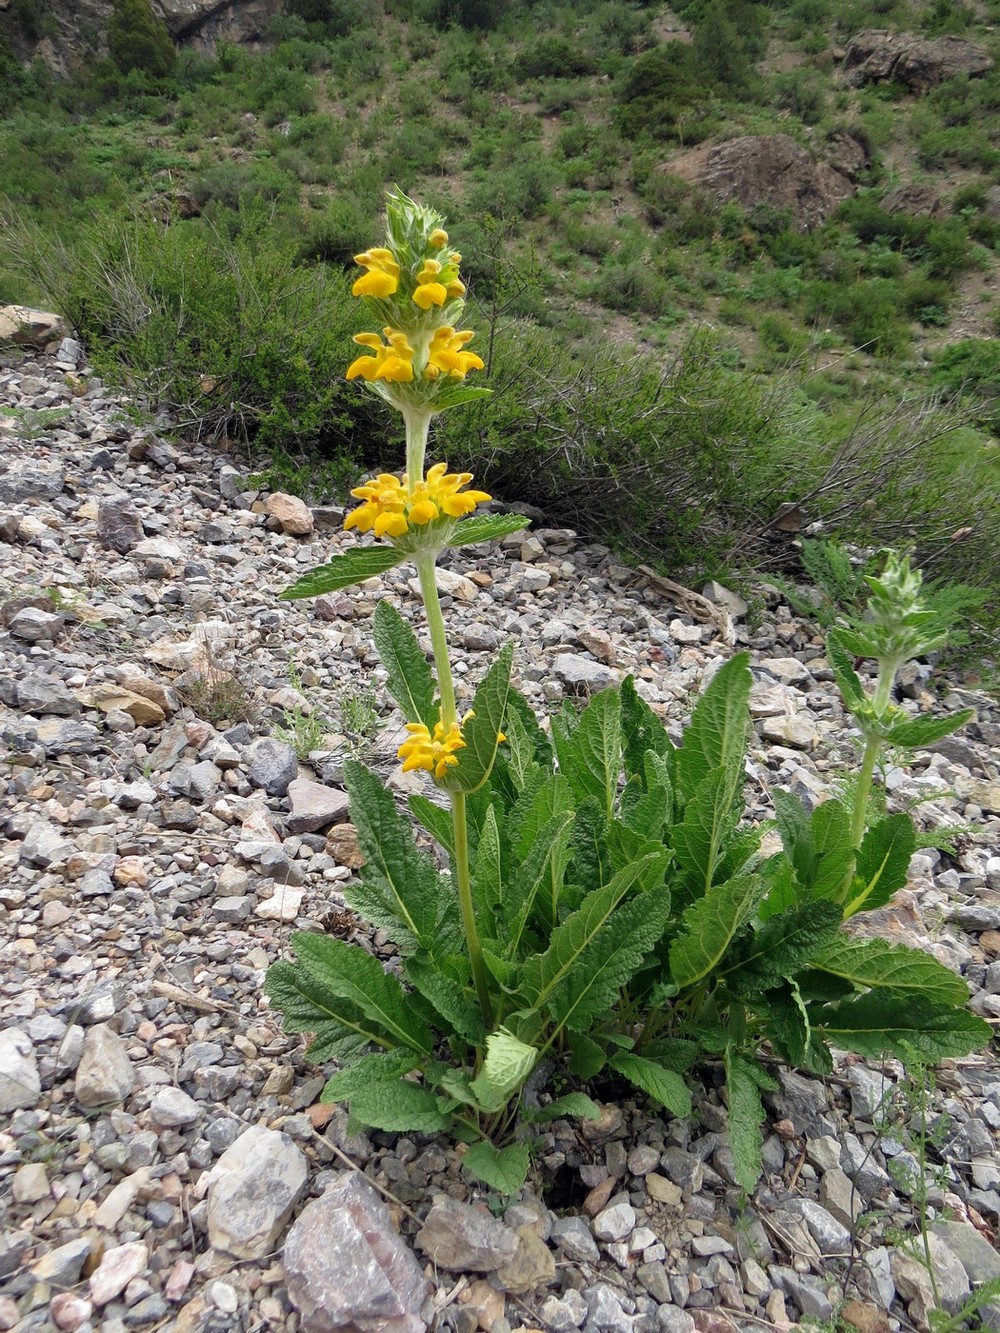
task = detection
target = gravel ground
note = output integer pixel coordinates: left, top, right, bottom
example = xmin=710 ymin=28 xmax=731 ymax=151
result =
xmin=1 ymin=340 xmax=999 ymax=1333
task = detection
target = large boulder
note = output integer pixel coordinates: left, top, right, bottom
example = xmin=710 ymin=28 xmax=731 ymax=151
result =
xmin=664 ymin=134 xmax=856 ymax=232
xmin=0 ymin=305 xmax=70 ymax=349
xmin=842 ymin=30 xmax=994 ymax=93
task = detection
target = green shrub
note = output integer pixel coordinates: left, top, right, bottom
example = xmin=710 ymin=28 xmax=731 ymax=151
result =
xmin=107 ymin=0 xmax=176 ymax=82
xmin=615 ymin=42 xmax=709 ymax=142
xmin=929 ymin=339 xmax=1000 ymax=430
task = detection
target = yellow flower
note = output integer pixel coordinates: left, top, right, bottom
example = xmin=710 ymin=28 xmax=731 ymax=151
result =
xmin=343 ymin=462 xmax=491 ymax=542
xmin=413 ymin=259 xmax=448 ymax=310
xmin=398 ymin=716 xmax=467 ymax=780
xmin=428 ymin=228 xmax=449 ymax=248
xmin=352 ymin=247 xmax=400 ymax=299
xmin=345 ymin=329 xmax=414 ymax=384
xmin=427 ymin=327 xmax=486 ymax=380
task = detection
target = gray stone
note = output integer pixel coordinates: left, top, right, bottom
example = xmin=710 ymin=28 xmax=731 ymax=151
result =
xmin=416 ymin=1195 xmax=519 ymax=1272
xmin=846 ymin=1065 xmax=893 ymax=1119
xmin=149 ymin=1086 xmax=202 ymax=1127
xmin=188 ymin=758 xmax=221 ymax=801
xmin=248 ymin=738 xmax=299 ymax=796
xmin=97 ymin=496 xmax=144 ymax=553
xmin=0 ymin=1028 xmax=41 ymax=1112
xmin=16 ymin=673 xmax=79 ymax=715
xmin=19 ymin=819 xmax=72 ymax=867
xmin=113 ymin=779 xmax=157 ymax=809
xmin=207 ymin=1123 xmax=308 ymax=1259
xmin=74 ymin=1024 xmax=135 ymax=1108
xmin=656 ymin=1309 xmax=694 ymax=1333
xmin=762 ymin=656 xmax=812 ymax=686
xmin=929 ymin=1222 xmax=1000 ymax=1283
xmin=702 ymin=581 xmax=748 ymax=617
xmin=636 ymin=1262 xmax=673 ymax=1304
xmin=494 ymin=1226 xmax=557 ymax=1294
xmin=212 ymin=895 xmax=252 ymax=922
xmin=9 ymin=605 xmax=64 ymax=641
xmin=550 ymin=1214 xmax=601 ymax=1263
xmin=771 ymin=1267 xmax=837 ymax=1320
xmin=284 ymin=1174 xmax=429 ymax=1333
xmin=88 ymin=1241 xmax=149 ymax=1307
xmin=539 ymin=1294 xmax=587 ymax=1331
xmin=584 ymin=1283 xmax=632 ymax=1333
xmin=29 ymin=1236 xmax=93 ymax=1287
xmin=552 ymin=652 xmax=618 ymax=694
xmin=0 ymin=463 xmax=64 ymax=501
xmin=72 ymin=980 xmax=126 ymax=1025
xmin=593 ymin=1199 xmax=636 ymax=1243
xmin=819 ymin=1166 xmax=862 ymax=1227
xmin=286 ymin=778 xmax=351 ymax=833
xmin=892 ymin=1235 xmax=970 ymax=1322
xmin=778 ymin=1198 xmax=851 ymax=1255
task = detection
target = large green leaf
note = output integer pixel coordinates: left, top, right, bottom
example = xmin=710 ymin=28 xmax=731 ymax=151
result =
xmin=611 ymin=1053 xmax=691 ymax=1118
xmin=372 ymin=600 xmax=436 ymax=727
xmin=671 ymin=767 xmax=742 ymax=903
xmin=283 ymin=933 xmax=434 ymax=1054
xmin=440 ymin=641 xmax=514 ymax=794
xmin=507 ymin=811 xmax=576 ymax=949
xmin=669 ymin=874 xmax=767 ymax=991
xmin=815 ymin=992 xmax=993 ymax=1062
xmin=723 ymin=1048 xmax=767 ymax=1194
xmin=511 ymin=773 xmax=574 ymax=861
xmin=280 ymin=546 xmax=403 ymax=599
xmin=723 ymin=901 xmax=843 ymax=992
xmin=447 ymin=513 xmax=529 ymax=547
xmin=405 ymin=959 xmax=485 ymax=1045
xmin=774 ymin=791 xmax=855 ymax=901
xmin=265 ymin=957 xmax=388 ymax=1061
xmin=674 ymin=653 xmax=751 ymax=801
xmin=882 ymin=709 xmax=975 ymax=750
xmin=472 ymin=804 xmax=504 ymax=924
xmin=321 ymin=1051 xmax=420 ymax=1102
xmin=528 ymin=1092 xmax=603 ymax=1123
xmin=462 ymin=1141 xmax=530 ymax=1195
xmin=568 ymin=1031 xmax=607 ymax=1079
xmin=811 ymin=937 xmax=970 ymax=1006
xmin=566 ymin=797 xmax=611 ymax=898
xmin=469 ymin=1029 xmax=538 ymax=1112
xmin=409 ymin=792 xmax=455 ymax=858
xmin=557 ymin=688 xmax=622 ymax=819
xmin=621 ymin=676 xmax=670 ymax=781
xmin=501 ymin=706 xmax=541 ymax=794
xmin=520 ymin=855 xmax=667 ymax=1013
xmin=349 ymin=1079 xmax=450 ymax=1133
xmin=844 ymin=813 xmax=916 ymax=918
xmin=826 ymin=632 xmax=866 ymax=712
xmin=345 ymin=760 xmax=452 ymax=951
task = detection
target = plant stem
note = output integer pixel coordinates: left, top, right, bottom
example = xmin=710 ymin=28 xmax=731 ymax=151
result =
xmin=414 ymin=547 xmax=492 ymax=1031
xmin=851 ymin=735 xmax=881 ymax=851
xmin=403 ymin=407 xmax=431 ymax=484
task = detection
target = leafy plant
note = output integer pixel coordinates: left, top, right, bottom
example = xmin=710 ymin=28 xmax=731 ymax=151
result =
xmin=272 ymin=659 xmax=327 ymax=760
xmin=266 ymin=196 xmax=990 ymax=1198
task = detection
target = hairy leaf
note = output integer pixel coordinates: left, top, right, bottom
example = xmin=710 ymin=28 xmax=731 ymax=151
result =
xmin=441 ymin=641 xmax=513 ymax=793
xmin=265 ymin=958 xmax=388 ymax=1061
xmin=372 ymin=600 xmax=436 ymax=726
xmin=674 ymin=653 xmax=751 ymax=800
xmin=321 ymin=1051 xmax=420 ymax=1102
xmin=568 ymin=1031 xmax=607 ymax=1079
xmin=507 ymin=811 xmax=576 ymax=949
xmin=447 ymin=513 xmax=529 ymax=547
xmin=528 ymin=1092 xmax=603 ymax=1123
xmin=845 ymin=813 xmax=916 ymax=918
xmin=349 ymin=1079 xmax=450 ymax=1133
xmin=345 ymin=759 xmax=453 ymax=952
xmin=724 ymin=1048 xmax=767 ymax=1194
xmin=462 ymin=1140 xmax=530 ymax=1195
xmin=472 ymin=805 xmax=504 ymax=923
xmin=811 ymin=937 xmax=970 ymax=1006
xmin=826 ymin=631 xmax=866 ymax=711
xmin=669 ymin=874 xmax=766 ymax=990
xmin=672 ymin=767 xmax=742 ymax=904
xmin=724 ymin=901 xmax=843 ymax=991
xmin=621 ymin=675 xmax=670 ymax=780
xmin=511 ymin=773 xmax=574 ymax=861
xmin=469 ymin=1029 xmax=538 ymax=1112
xmin=405 ymin=958 xmax=485 ymax=1045
xmin=611 ymin=1053 xmax=692 ymax=1118
xmin=280 ymin=547 xmax=403 ymax=599
xmin=409 ymin=792 xmax=454 ymax=858
xmin=882 ymin=709 xmax=975 ymax=750
xmin=772 ymin=794 xmax=853 ymax=902
xmin=501 ymin=706 xmax=541 ymax=794
xmin=285 ymin=933 xmax=434 ymax=1054
xmin=815 ymin=992 xmax=992 ymax=1062
xmin=558 ymin=688 xmax=622 ymax=819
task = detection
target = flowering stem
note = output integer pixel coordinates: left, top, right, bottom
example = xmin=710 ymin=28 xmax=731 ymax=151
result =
xmin=414 ymin=547 xmax=492 ymax=1031
xmin=403 ymin=407 xmax=431 ymax=489
xmin=839 ymin=654 xmax=899 ymax=902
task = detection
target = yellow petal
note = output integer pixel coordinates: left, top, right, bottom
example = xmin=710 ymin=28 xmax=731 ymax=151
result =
xmin=413 ymin=282 xmax=448 ymax=310
xmin=346 ymin=355 xmax=379 ymax=381
xmin=408 ymin=499 xmax=439 ymax=526
xmin=429 ymin=228 xmax=449 ymax=248
xmin=374 ymin=511 xmax=409 ymax=539
xmin=353 ymin=270 xmax=399 ymax=298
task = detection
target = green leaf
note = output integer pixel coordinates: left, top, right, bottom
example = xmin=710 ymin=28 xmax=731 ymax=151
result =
xmin=674 ymin=653 xmax=752 ymax=800
xmin=265 ymin=957 xmax=387 ymax=1061
xmin=809 ymin=799 xmax=855 ymax=900
xmin=521 ymin=856 xmax=667 ymax=1014
xmin=462 ymin=1140 xmax=530 ymax=1195
xmin=568 ymin=1033 xmax=607 ymax=1079
xmin=405 ymin=958 xmax=486 ymax=1045
xmin=472 ymin=805 xmax=504 ymax=924
xmin=469 ymin=1029 xmax=538 ymax=1112
xmin=610 ymin=1053 xmax=692 ymax=1119
xmin=409 ymin=793 xmax=455 ymax=858
xmin=815 ymin=992 xmax=992 ymax=1062
xmin=284 ymin=933 xmax=434 ymax=1054
xmin=641 ymin=1038 xmax=699 ymax=1072
xmin=566 ymin=797 xmax=610 ymax=898
xmin=669 ymin=874 xmax=766 ymax=991
xmin=528 ymin=1092 xmax=603 ymax=1123
xmin=372 ymin=600 xmax=436 ymax=727
xmin=447 ymin=513 xmax=529 ymax=547
xmin=724 ymin=901 xmax=843 ymax=991
xmin=882 ymin=709 xmax=975 ymax=750
xmin=511 ymin=773 xmax=574 ymax=861
xmin=441 ymin=641 xmax=513 ymax=794
xmin=811 ymin=937 xmax=970 ymax=1006
xmin=501 ymin=705 xmax=541 ymax=794
xmin=430 ymin=383 xmax=494 ymax=411
xmin=845 ymin=813 xmax=916 ymax=918
xmin=345 ymin=760 xmax=455 ymax=952
xmin=349 ymin=1079 xmax=450 ymax=1133
xmin=280 ymin=547 xmax=403 ymax=599
xmin=672 ymin=768 xmax=742 ymax=904
xmin=826 ymin=631 xmax=866 ymax=711
xmin=760 ymin=985 xmax=812 ymax=1068
xmin=321 ymin=1051 xmax=419 ymax=1102
xmin=507 ymin=811 xmax=576 ymax=949
xmin=621 ymin=676 xmax=670 ymax=780
xmin=723 ymin=1048 xmax=766 ymax=1194
xmin=558 ymin=688 xmax=622 ymax=819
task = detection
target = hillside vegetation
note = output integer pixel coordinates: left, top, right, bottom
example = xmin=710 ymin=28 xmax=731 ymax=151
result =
xmin=1 ymin=0 xmax=999 ymax=655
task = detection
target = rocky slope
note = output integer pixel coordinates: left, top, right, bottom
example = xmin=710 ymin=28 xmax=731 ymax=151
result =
xmin=1 ymin=335 xmax=1000 ymax=1333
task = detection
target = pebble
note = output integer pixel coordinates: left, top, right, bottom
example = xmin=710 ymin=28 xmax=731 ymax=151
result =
xmin=1 ymin=345 xmax=998 ymax=1333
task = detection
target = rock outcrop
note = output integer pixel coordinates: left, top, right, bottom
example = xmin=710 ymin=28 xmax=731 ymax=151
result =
xmin=663 ymin=134 xmax=856 ymax=232
xmin=842 ymin=30 xmax=994 ymax=93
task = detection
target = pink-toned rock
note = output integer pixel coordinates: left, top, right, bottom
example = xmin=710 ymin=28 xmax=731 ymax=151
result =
xmin=265 ymin=492 xmax=314 ymax=536
xmin=50 ymin=1293 xmax=94 ymax=1331
xmin=88 ymin=1242 xmax=149 ymax=1306
xmin=0 ymin=1297 xmax=20 ymax=1331
xmin=164 ymin=1259 xmax=196 ymax=1303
